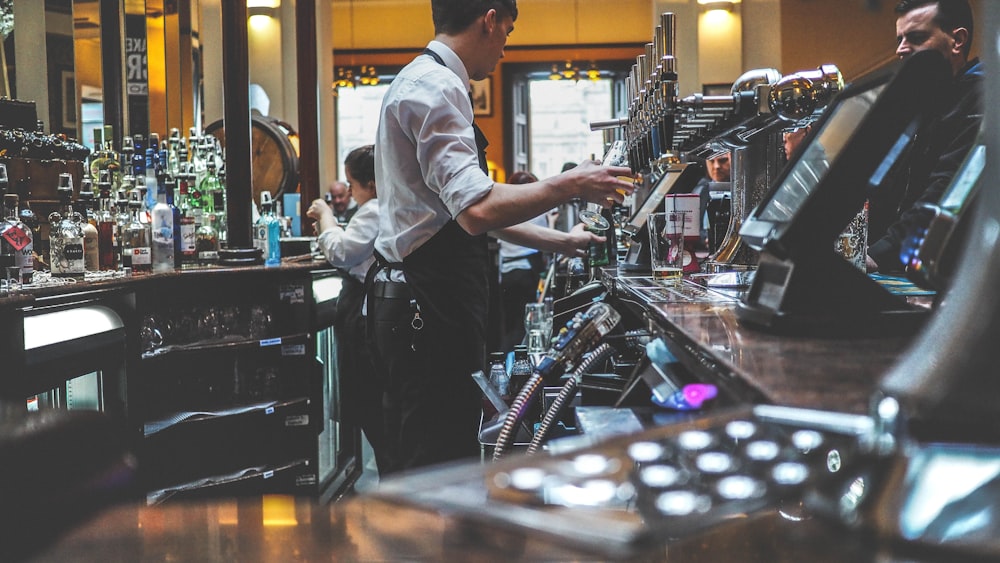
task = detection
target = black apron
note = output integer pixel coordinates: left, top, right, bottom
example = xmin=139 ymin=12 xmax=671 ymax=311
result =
xmin=367 ymin=48 xmax=492 ymax=471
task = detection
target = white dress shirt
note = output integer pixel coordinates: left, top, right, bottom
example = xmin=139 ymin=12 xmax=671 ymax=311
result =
xmin=499 ymin=213 xmax=550 ymax=274
xmin=316 ymin=198 xmax=378 ymax=283
xmin=374 ymin=40 xmax=494 ymax=264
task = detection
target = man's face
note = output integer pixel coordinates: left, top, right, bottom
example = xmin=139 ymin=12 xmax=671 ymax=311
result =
xmin=782 ymin=127 xmax=809 ymax=159
xmin=896 ymin=3 xmax=964 ymax=73
xmin=706 ymin=153 xmax=731 ymax=183
xmin=327 ymin=182 xmax=351 ymax=214
xmin=471 ymin=11 xmax=514 ymax=81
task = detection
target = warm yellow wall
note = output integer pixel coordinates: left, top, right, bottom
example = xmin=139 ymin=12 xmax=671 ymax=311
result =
xmin=331 ymin=0 xmax=653 ymax=50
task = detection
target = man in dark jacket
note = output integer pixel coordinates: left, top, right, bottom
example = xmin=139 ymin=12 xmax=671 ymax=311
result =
xmin=867 ymin=0 xmax=982 ymax=273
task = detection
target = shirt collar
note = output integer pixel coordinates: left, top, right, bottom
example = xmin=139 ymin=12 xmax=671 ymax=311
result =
xmin=426 ymin=40 xmax=470 ymax=91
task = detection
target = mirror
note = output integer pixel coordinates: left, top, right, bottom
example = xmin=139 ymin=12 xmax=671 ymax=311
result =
xmin=0 ymin=0 xmax=202 ymax=149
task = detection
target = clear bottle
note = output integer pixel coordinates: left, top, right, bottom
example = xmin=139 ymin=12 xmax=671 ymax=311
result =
xmin=122 ymin=189 xmax=152 ymax=273
xmin=114 ymin=188 xmax=131 ymax=258
xmin=255 ymin=191 xmax=282 ymax=267
xmin=490 ymin=351 xmax=510 ymax=402
xmin=96 ymin=170 xmax=118 ymax=270
xmin=89 ymin=126 xmax=119 ymax=186
xmin=195 ymin=213 xmax=219 ymax=265
xmin=484 ymin=351 xmax=509 ymax=419
xmin=77 ymin=178 xmax=101 ymax=273
xmin=8 ymin=163 xmax=38 ymax=237
xmin=48 ymin=174 xmax=86 ymax=277
xmin=2 ymin=194 xmax=32 ymax=285
xmin=176 ymin=174 xmax=198 ymax=266
xmin=509 ymin=345 xmax=533 ymax=401
xmin=150 ymin=178 xmax=175 ymax=273
xmin=144 ymin=146 xmax=159 ymax=213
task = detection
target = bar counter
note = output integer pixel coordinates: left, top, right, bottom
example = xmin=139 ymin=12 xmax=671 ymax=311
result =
xmin=21 ymin=268 xmax=945 ymax=562
xmin=606 ymin=273 xmax=927 ymax=415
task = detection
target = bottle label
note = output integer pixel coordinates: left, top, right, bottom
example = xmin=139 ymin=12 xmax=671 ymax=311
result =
xmin=52 ymin=237 xmax=85 ymax=274
xmin=152 ymin=224 xmax=174 ymax=244
xmin=179 ymin=221 xmax=196 ymax=254
xmin=2 ymin=225 xmax=30 ymax=251
xmin=130 ymin=246 xmax=152 ymax=265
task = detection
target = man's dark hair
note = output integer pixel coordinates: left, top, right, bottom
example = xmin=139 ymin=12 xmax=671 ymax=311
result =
xmin=895 ymin=0 xmax=974 ymax=57
xmin=431 ymin=0 xmax=518 ymax=35
xmin=345 ymin=144 xmax=375 ymax=187
xmin=508 ymin=170 xmax=538 ymax=185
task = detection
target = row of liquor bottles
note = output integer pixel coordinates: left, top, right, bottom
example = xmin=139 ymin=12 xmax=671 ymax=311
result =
xmin=1 ymin=126 xmax=283 ymax=285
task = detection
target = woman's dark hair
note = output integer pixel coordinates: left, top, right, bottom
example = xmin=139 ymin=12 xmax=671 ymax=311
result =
xmin=431 ymin=0 xmax=517 ymax=35
xmin=895 ymin=0 xmax=974 ymax=57
xmin=508 ymin=170 xmax=538 ymax=185
xmin=344 ymin=144 xmax=375 ymax=188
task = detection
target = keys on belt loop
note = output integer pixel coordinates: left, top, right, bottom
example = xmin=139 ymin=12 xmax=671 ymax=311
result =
xmin=410 ymin=299 xmax=423 ymax=352
xmin=410 ymin=300 xmax=424 ymax=331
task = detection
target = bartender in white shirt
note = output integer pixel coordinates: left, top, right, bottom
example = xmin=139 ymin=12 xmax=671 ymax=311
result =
xmin=369 ymin=0 xmax=634 ymax=473
xmin=307 ymin=145 xmax=391 ymax=476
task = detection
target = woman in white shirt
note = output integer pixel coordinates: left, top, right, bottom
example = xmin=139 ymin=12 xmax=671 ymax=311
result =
xmin=307 ymin=145 xmax=390 ymax=475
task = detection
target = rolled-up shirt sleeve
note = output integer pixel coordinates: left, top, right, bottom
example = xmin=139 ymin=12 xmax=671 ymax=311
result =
xmin=400 ymin=77 xmax=493 ymax=218
xmin=316 ymin=199 xmax=378 ymax=281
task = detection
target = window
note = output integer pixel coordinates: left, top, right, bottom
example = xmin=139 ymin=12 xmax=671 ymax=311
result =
xmin=528 ymin=79 xmax=613 ymax=178
xmin=335 ymin=84 xmax=390 ymax=178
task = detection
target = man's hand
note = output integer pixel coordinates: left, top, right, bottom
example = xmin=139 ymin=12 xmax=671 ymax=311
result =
xmin=560 ymin=223 xmax=602 ymax=258
xmin=306 ymin=198 xmax=337 ymax=235
xmin=562 ymin=160 xmax=635 ymax=208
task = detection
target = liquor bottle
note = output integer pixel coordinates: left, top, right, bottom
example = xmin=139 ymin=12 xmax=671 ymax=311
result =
xmin=122 ymin=189 xmax=152 ymax=273
xmin=150 ymin=178 xmax=175 ymax=273
xmin=195 ymin=213 xmax=219 ymax=265
xmin=130 ymin=134 xmax=146 ymax=179
xmin=485 ymin=352 xmax=510 ymax=418
xmin=2 ymin=194 xmax=33 ymax=285
xmin=176 ymin=176 xmax=197 ymax=266
xmin=134 ymin=175 xmax=150 ymax=224
xmin=6 ymin=164 xmax=38 ymax=238
xmin=255 ymin=192 xmax=282 ymax=267
xmin=48 ymin=174 xmax=86 ymax=277
xmin=167 ymin=128 xmax=182 ymax=177
xmin=96 ymin=170 xmax=118 ymax=270
xmin=77 ymin=178 xmax=101 ymax=272
xmin=89 ymin=127 xmax=112 ymax=183
xmin=114 ymin=189 xmax=131 ymax=259
xmin=197 ymin=159 xmax=224 ymax=239
xmin=144 ymin=146 xmax=159 ymax=213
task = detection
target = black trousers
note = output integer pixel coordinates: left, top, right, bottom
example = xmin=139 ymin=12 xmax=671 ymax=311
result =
xmin=368 ymin=283 xmax=482 ymax=474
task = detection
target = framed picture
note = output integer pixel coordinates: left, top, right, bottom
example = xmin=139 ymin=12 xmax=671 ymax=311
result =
xmin=470 ymin=76 xmax=492 ymax=117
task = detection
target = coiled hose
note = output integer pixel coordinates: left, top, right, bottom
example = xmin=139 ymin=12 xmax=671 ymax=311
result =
xmin=526 ymin=343 xmax=616 ymax=455
xmin=492 ymin=370 xmax=545 ymax=461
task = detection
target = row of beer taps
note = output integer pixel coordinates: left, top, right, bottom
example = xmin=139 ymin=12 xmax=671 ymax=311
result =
xmin=594 ymin=12 xmax=845 ymax=178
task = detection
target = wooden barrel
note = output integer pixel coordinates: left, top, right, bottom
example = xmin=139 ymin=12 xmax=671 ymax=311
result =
xmin=205 ymin=115 xmax=300 ymax=206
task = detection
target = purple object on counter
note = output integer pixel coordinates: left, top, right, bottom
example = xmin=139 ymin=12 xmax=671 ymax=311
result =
xmin=652 ymin=383 xmax=718 ymax=411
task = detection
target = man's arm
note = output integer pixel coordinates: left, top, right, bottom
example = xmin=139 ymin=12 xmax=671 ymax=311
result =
xmin=492 ymin=222 xmax=599 ymax=258
xmin=456 ymin=161 xmax=634 ymax=235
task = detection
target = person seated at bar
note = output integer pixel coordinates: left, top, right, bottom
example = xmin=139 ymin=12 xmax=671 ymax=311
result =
xmin=499 ymin=170 xmax=549 ymax=351
xmin=307 ymin=145 xmax=392 ymax=476
xmin=326 ymin=180 xmax=358 ymax=224
xmin=782 ymin=125 xmax=811 ymax=161
xmin=867 ymin=0 xmax=982 ymax=273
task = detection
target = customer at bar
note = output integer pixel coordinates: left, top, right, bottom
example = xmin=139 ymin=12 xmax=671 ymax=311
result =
xmin=307 ymin=145 xmax=392 ymax=476
xmin=867 ymin=0 xmax=982 ymax=273
xmin=326 ymin=180 xmax=358 ymax=224
xmin=499 ymin=170 xmax=548 ymax=351
xmin=369 ymin=0 xmax=634 ymax=473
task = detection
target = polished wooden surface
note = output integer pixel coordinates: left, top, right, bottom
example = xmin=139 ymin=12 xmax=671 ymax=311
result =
xmin=32 ymin=493 xmax=888 ymax=562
